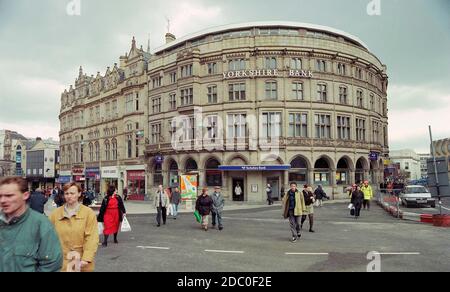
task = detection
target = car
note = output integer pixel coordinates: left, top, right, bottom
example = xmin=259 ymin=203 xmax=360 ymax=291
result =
xmin=399 ymin=185 xmax=436 ymax=208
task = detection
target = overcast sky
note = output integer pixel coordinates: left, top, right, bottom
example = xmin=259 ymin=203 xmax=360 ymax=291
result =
xmin=0 ymin=0 xmax=449 ymax=153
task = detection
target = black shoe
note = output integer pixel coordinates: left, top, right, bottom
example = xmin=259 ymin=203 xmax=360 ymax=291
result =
xmin=173 ymin=217 xmax=176 ymax=220
xmin=291 ymin=237 xmax=298 ymax=243
xmin=157 ymin=224 xmax=160 ymax=227
xmin=297 ymin=233 xmax=301 ymax=238
xmin=309 ymin=229 xmax=315 ymax=233
xmin=114 ymin=239 xmax=118 ymax=244
xmin=219 ymin=226 xmax=223 ymax=231
xmin=102 ymin=242 xmax=107 ymax=247
xmin=163 ymin=222 xmax=166 ymax=225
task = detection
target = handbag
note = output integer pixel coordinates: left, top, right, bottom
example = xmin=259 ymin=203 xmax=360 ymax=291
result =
xmin=350 ymin=208 xmax=355 ymax=216
xmin=121 ymin=215 xmax=132 ymax=232
xmin=194 ymin=210 xmax=202 ymax=223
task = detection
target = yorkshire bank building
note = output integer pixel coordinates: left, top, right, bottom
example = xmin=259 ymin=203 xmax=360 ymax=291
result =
xmin=59 ymin=21 xmax=389 ymax=202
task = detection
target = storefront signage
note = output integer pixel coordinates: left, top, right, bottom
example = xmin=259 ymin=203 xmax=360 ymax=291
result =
xmin=72 ymin=167 xmax=84 ymax=175
xmin=127 ymin=170 xmax=145 ymax=180
xmin=223 ymin=69 xmax=314 ymax=80
xmin=218 ymin=165 xmax=291 ymax=171
xmin=369 ymin=152 xmax=379 ymax=161
xmin=58 ymin=176 xmax=72 ymax=184
xmin=101 ymin=167 xmax=119 ymax=179
xmin=154 ymin=154 xmax=164 ymax=165
xmin=85 ymin=167 xmax=100 ymax=178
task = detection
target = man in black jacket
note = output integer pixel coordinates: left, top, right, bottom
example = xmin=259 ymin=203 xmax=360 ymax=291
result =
xmin=28 ymin=188 xmax=48 ymax=214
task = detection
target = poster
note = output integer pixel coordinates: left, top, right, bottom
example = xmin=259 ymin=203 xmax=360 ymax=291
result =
xmin=180 ymin=175 xmax=198 ymax=201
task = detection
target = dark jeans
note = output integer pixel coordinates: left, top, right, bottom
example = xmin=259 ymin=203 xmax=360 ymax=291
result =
xmin=363 ymin=200 xmax=371 ymax=209
xmin=156 ymin=206 xmax=167 ymax=225
xmin=354 ymin=207 xmax=361 ymax=217
xmin=267 ymin=194 xmax=273 ymax=205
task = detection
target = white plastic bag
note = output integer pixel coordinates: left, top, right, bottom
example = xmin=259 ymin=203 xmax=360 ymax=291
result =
xmin=98 ymin=222 xmax=104 ymax=234
xmin=347 ymin=203 xmax=354 ymax=209
xmin=167 ymin=203 xmax=173 ymax=216
xmin=121 ymin=215 xmax=131 ymax=232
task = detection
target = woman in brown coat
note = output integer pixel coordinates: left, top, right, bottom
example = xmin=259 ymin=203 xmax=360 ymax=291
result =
xmin=49 ymin=182 xmax=99 ymax=272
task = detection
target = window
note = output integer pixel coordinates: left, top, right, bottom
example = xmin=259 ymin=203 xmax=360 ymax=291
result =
xmin=372 ymin=120 xmax=380 ymax=143
xmin=316 ymin=60 xmax=326 ymax=72
xmin=339 ymin=86 xmax=348 ymax=104
xmin=356 ymin=118 xmax=366 ymax=142
xmin=170 ymin=72 xmax=177 ymax=84
xmin=207 ymin=62 xmax=218 ymax=75
xmin=227 ymin=114 xmax=246 ymax=138
xmin=180 ymin=88 xmax=193 ymax=106
xmin=105 ymin=140 xmax=110 ymax=161
xmin=262 ymin=112 xmax=281 ymax=139
xmin=89 ymin=143 xmax=93 ymax=162
xmin=181 ymin=64 xmax=193 ymax=78
xmin=289 ymin=113 xmax=308 ymax=138
xmin=228 ymin=83 xmax=246 ymax=101
xmin=181 ymin=117 xmax=195 ymax=141
xmin=357 ymin=90 xmax=364 ymax=108
xmin=152 ymin=97 xmax=161 ymax=113
xmin=169 ymin=120 xmax=177 ymax=141
xmin=105 ymin=102 xmax=111 ymax=120
xmin=94 ymin=142 xmax=100 ymax=162
xmin=356 ymin=67 xmax=363 ymax=79
xmin=370 ymin=94 xmax=375 ymax=110
xmin=95 ymin=106 xmax=100 ymax=123
xmin=337 ymin=116 xmax=351 ymax=140
xmin=265 ymin=81 xmax=277 ymax=100
xmin=125 ymin=94 xmax=133 ymax=113
xmin=111 ymin=139 xmax=117 ymax=160
xmin=265 ymin=57 xmax=277 ymax=69
xmin=152 ymin=76 xmax=162 ymax=88
xmin=291 ymin=58 xmax=302 ymax=70
xmin=292 ymin=82 xmax=304 ymax=100
xmin=112 ymin=100 xmax=118 ymax=117
xmin=151 ymin=124 xmax=161 ymax=144
xmin=127 ymin=135 xmax=132 ymax=158
xmin=207 ymin=85 xmax=218 ymax=104
xmin=136 ymin=93 xmax=139 ymax=111
xmin=135 ymin=138 xmax=139 ymax=158
xmin=337 ymin=63 xmax=346 ymax=75
xmin=206 ymin=116 xmax=218 ymax=140
xmin=228 ymin=59 xmax=246 ymax=71
xmin=169 ymin=93 xmax=177 ymax=110
xmin=315 ymin=114 xmax=331 ymax=139
xmin=317 ymin=84 xmax=327 ymax=102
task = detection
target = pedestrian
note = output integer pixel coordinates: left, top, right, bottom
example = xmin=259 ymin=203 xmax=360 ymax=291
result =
xmin=97 ymin=186 xmax=126 ymax=247
xmin=351 ymin=185 xmax=364 ymax=219
xmin=123 ymin=187 xmax=128 ymax=201
xmin=166 ymin=187 xmax=173 ymax=217
xmin=280 ymin=186 xmax=285 ymax=199
xmin=154 ymin=185 xmax=169 ymax=227
xmin=171 ymin=187 xmax=181 ymax=219
xmin=314 ymin=185 xmax=326 ymax=207
xmin=211 ymin=186 xmax=225 ymax=230
xmin=234 ymin=183 xmax=242 ymax=199
xmin=266 ymin=184 xmax=273 ymax=205
xmin=0 ymin=176 xmax=63 ymax=272
xmin=28 ymin=187 xmax=48 ymax=214
xmin=301 ymin=186 xmax=315 ymax=232
xmin=52 ymin=186 xmax=59 ymax=200
xmin=361 ymin=180 xmax=373 ymax=210
xmin=54 ymin=187 xmax=65 ymax=207
xmin=282 ymin=182 xmax=306 ymax=243
xmin=49 ymin=182 xmax=99 ymax=272
xmin=195 ymin=188 xmax=213 ymax=231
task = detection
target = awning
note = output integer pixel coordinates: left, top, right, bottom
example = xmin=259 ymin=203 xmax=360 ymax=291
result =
xmin=218 ymin=165 xmax=291 ymax=171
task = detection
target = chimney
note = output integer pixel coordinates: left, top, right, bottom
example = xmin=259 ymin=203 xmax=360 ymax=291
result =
xmin=165 ymin=33 xmax=176 ymax=44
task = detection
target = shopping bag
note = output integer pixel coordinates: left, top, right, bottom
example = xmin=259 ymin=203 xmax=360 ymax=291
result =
xmin=121 ymin=215 xmax=132 ymax=232
xmin=350 ymin=208 xmax=355 ymax=216
xmin=194 ymin=210 xmax=201 ymax=223
xmin=347 ymin=203 xmax=354 ymax=209
xmin=98 ymin=222 xmax=104 ymax=234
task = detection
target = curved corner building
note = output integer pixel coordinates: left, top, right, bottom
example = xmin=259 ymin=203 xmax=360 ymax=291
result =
xmin=146 ymin=21 xmax=389 ymax=201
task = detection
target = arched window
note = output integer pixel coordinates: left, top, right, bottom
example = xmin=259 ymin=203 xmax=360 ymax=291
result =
xmin=169 ymin=160 xmax=179 ymax=187
xmin=105 ymin=140 xmax=110 ymax=161
xmin=314 ymin=158 xmax=330 ymax=186
xmin=94 ymin=142 xmax=100 ymax=161
xmin=289 ymin=157 xmax=308 ymax=185
xmin=111 ymin=139 xmax=117 ymax=160
xmin=205 ymin=158 xmax=222 ymax=187
xmin=185 ymin=158 xmax=198 ymax=173
xmin=89 ymin=143 xmax=93 ymax=162
xmin=336 ymin=158 xmax=350 ymax=185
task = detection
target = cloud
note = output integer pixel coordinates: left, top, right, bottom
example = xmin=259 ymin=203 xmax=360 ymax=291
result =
xmin=388 ymin=83 xmax=450 ymax=111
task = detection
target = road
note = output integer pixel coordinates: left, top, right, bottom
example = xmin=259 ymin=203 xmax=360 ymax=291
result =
xmin=94 ymin=202 xmax=450 ymax=272
xmin=401 ymin=197 xmax=450 ymax=215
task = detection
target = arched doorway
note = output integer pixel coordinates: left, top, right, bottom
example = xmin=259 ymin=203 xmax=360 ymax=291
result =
xmin=355 ymin=158 xmax=366 ymax=184
xmin=289 ymin=156 xmax=308 ymax=186
xmin=205 ymin=158 xmax=222 ymax=187
xmin=314 ymin=157 xmax=331 ymax=186
xmin=185 ymin=158 xmax=198 ymax=173
xmin=153 ymin=163 xmax=163 ymax=186
xmin=336 ymin=158 xmax=350 ymax=185
xmin=168 ymin=160 xmax=179 ymax=188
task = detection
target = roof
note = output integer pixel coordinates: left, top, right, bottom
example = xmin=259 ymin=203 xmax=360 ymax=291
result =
xmin=154 ymin=21 xmax=369 ymax=54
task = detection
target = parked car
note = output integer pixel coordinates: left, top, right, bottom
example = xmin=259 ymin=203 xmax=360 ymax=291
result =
xmin=400 ymin=185 xmax=436 ymax=208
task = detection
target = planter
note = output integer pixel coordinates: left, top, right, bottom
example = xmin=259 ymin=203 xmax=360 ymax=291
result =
xmin=432 ymin=215 xmax=450 ymax=227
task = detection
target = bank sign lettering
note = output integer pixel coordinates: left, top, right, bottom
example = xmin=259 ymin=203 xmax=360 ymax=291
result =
xmin=223 ymin=69 xmax=314 ymax=80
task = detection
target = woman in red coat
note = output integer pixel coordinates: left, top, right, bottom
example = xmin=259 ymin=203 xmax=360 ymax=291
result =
xmin=97 ymin=186 xmax=126 ymax=247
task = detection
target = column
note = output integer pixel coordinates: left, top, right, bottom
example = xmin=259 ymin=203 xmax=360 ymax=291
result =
xmin=349 ymin=169 xmax=355 ymax=185
xmin=308 ymin=169 xmax=314 ymax=186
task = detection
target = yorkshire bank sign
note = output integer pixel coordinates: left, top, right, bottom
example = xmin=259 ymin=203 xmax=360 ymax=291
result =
xmin=223 ymin=69 xmax=314 ymax=80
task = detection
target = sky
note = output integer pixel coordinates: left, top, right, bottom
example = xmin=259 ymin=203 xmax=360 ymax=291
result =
xmin=0 ymin=0 xmax=449 ymax=153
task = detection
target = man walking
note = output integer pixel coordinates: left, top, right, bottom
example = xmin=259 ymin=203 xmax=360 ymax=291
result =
xmin=154 ymin=185 xmax=169 ymax=227
xmin=211 ymin=186 xmax=225 ymax=230
xmin=171 ymin=187 xmax=181 ymax=219
xmin=0 ymin=177 xmax=62 ymax=272
xmin=361 ymin=180 xmax=373 ymax=210
xmin=29 ymin=188 xmax=48 ymax=214
xmin=266 ymin=184 xmax=273 ymax=205
xmin=282 ymin=182 xmax=306 ymax=243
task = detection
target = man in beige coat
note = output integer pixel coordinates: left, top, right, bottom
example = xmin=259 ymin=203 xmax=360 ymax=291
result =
xmin=282 ymin=182 xmax=306 ymax=242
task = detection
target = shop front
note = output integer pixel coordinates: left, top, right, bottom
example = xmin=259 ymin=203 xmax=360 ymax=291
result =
xmin=85 ymin=167 xmax=100 ymax=195
xmin=72 ymin=167 xmax=85 ymax=189
xmin=126 ymin=168 xmax=146 ymax=201
xmin=101 ymin=166 xmax=119 ymax=194
xmin=57 ymin=170 xmax=72 ymax=186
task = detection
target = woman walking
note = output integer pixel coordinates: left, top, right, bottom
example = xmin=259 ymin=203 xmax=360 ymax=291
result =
xmin=195 ymin=188 xmax=213 ymax=231
xmin=301 ymin=186 xmax=316 ymax=232
xmin=97 ymin=186 xmax=126 ymax=247
xmin=351 ymin=185 xmax=364 ymax=219
xmin=49 ymin=182 xmax=99 ymax=272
